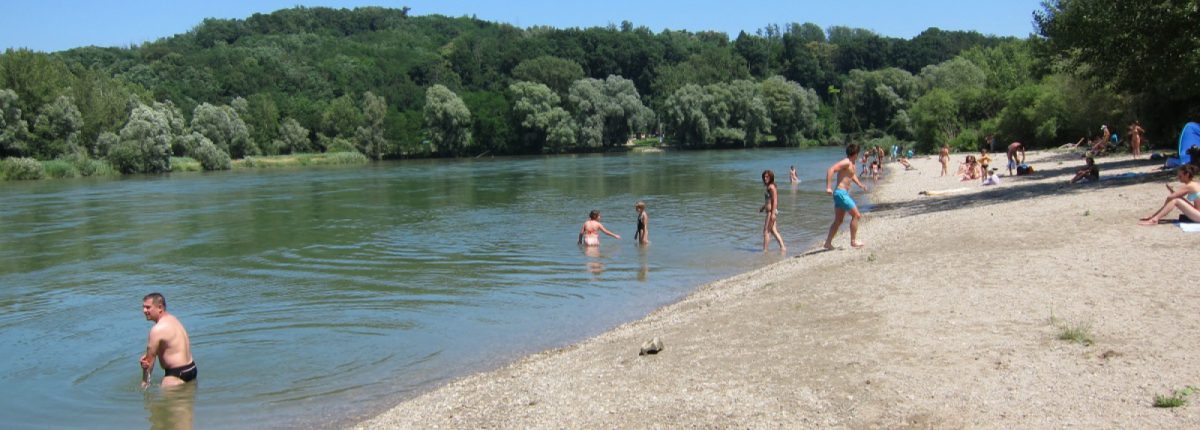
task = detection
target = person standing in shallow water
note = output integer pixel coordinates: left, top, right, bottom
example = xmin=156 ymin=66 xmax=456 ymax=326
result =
xmin=578 ymin=210 xmax=619 ymax=246
xmin=760 ymin=170 xmax=785 ymax=252
xmin=140 ymin=293 xmax=197 ymax=388
xmin=823 ymin=143 xmax=869 ymax=249
xmin=634 ymin=201 xmax=649 ymax=245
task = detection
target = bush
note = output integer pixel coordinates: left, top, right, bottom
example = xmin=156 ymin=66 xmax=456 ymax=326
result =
xmin=191 ymin=140 xmax=232 ymax=171
xmin=43 ymin=159 xmax=79 ymax=178
xmin=64 ymin=153 xmax=115 ymax=177
xmin=170 ymin=157 xmax=202 ymax=172
xmin=324 ymin=137 xmax=359 ymax=153
xmin=321 ymin=151 xmax=369 ymax=165
xmin=1 ymin=157 xmax=46 ymax=180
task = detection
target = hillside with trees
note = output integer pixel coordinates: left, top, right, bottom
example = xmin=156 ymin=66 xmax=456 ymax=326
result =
xmin=1 ymin=1 xmax=1191 ymax=179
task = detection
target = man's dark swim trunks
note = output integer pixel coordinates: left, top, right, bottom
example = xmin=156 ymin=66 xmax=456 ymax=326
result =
xmin=163 ymin=361 xmax=197 ymax=382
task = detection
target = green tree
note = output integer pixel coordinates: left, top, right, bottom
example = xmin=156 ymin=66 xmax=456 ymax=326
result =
xmin=510 ymin=81 xmax=577 ymax=152
xmin=0 ymin=88 xmax=30 ymax=157
xmin=192 ymin=103 xmax=256 ymax=158
xmin=233 ymin=94 xmax=280 ymax=155
xmin=355 ymin=91 xmax=388 ymax=159
xmin=424 ymin=84 xmax=473 ymax=156
xmin=761 ymin=76 xmax=820 ymax=145
xmin=839 ymin=68 xmax=918 ymax=137
xmin=568 ymin=75 xmax=653 ymax=148
xmin=662 ymin=84 xmax=713 ymax=147
xmin=274 ymin=117 xmax=311 ymax=154
xmin=512 ymin=56 xmax=586 ymax=97
xmin=910 ymin=89 xmax=962 ymax=152
xmin=321 ymin=94 xmax=363 ymax=141
xmin=109 ymin=103 xmax=175 ymax=173
xmin=31 ymin=95 xmax=84 ymax=159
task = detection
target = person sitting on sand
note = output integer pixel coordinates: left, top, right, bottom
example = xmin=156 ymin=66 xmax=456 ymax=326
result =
xmin=958 ymin=155 xmax=980 ymax=181
xmin=579 ymin=210 xmax=620 ymax=246
xmin=982 ymin=169 xmax=1001 ymax=186
xmin=1069 ymin=156 xmax=1100 ymax=184
xmin=1139 ymin=165 xmax=1200 ymax=225
xmin=823 ymin=143 xmax=869 ymax=249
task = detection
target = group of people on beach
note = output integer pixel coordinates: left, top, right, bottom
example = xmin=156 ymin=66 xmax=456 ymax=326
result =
xmin=760 ymin=143 xmax=869 ymax=252
xmin=578 ymin=144 xmax=871 ymax=256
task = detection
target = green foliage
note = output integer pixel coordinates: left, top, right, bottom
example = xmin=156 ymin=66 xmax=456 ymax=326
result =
xmin=188 ymin=134 xmax=232 ymax=170
xmin=355 ymin=91 xmax=388 ymax=159
xmin=512 ymin=56 xmax=585 ymax=96
xmin=192 ymin=102 xmax=256 ymax=158
xmin=30 ymin=95 xmax=83 ymax=159
xmin=424 ymin=84 xmax=473 ymax=156
xmin=170 ymin=157 xmax=202 ymax=172
xmin=1 ymin=156 xmax=45 ymax=180
xmin=1154 ymin=386 xmax=1197 ymax=408
xmin=274 ymin=117 xmax=311 ymax=154
xmin=109 ymin=103 xmax=174 ymax=174
xmin=568 ymin=76 xmax=653 ymax=149
xmin=911 ymin=89 xmax=961 ymax=153
xmin=0 ymin=88 xmax=30 ymax=157
xmin=42 ymin=159 xmax=78 ymax=178
xmin=62 ymin=152 xmax=115 ymax=177
xmin=839 ymin=68 xmax=919 ymax=138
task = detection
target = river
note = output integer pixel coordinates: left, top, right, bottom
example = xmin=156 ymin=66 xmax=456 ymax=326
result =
xmin=0 ymin=147 xmax=868 ymax=429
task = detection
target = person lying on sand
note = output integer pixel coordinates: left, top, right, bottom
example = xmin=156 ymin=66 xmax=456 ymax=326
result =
xmin=1139 ymin=165 xmax=1200 ymax=225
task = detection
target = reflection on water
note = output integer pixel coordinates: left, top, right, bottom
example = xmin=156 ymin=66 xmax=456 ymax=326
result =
xmin=0 ymin=147 xmax=862 ymax=429
xmin=144 ymin=383 xmax=196 ymax=430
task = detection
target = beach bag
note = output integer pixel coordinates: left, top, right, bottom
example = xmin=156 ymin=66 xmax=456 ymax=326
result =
xmin=1016 ymin=164 xmax=1033 ymax=175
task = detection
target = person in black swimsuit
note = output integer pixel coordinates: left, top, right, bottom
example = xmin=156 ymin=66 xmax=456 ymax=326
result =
xmin=634 ymin=201 xmax=649 ymax=245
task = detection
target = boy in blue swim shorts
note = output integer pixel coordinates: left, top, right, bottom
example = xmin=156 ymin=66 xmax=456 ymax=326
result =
xmin=823 ymin=143 xmax=870 ymax=249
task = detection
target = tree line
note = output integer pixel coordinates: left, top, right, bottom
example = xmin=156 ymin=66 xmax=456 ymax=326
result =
xmin=1 ymin=1 xmax=1193 ymax=178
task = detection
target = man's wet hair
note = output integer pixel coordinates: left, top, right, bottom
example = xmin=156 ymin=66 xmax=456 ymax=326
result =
xmin=846 ymin=143 xmax=860 ymax=157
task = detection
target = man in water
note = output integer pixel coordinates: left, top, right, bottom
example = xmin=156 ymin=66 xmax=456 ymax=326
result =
xmin=140 ymin=293 xmax=197 ymax=388
xmin=1007 ymin=141 xmax=1026 ymax=176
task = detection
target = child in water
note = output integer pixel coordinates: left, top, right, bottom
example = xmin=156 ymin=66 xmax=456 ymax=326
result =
xmin=578 ymin=210 xmax=620 ymax=246
xmin=634 ymin=201 xmax=649 ymax=245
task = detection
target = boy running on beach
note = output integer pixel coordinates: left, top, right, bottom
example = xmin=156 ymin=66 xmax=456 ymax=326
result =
xmin=823 ymin=143 xmax=869 ymax=249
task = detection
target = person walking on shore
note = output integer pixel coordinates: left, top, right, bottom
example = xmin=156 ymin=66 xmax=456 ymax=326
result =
xmin=140 ymin=293 xmax=197 ymax=388
xmin=760 ymin=170 xmax=785 ymax=252
xmin=823 ymin=144 xmax=869 ymax=249
xmin=1006 ymin=142 xmax=1025 ymax=176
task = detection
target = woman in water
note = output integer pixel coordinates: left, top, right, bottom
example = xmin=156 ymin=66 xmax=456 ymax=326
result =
xmin=578 ymin=210 xmax=620 ymax=246
xmin=634 ymin=201 xmax=649 ymax=245
xmin=760 ymin=170 xmax=786 ymax=252
xmin=1139 ymin=165 xmax=1200 ymax=225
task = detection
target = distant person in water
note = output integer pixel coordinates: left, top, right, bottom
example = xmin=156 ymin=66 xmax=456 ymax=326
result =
xmin=1139 ymin=165 xmax=1200 ymax=225
xmin=578 ymin=210 xmax=620 ymax=246
xmin=789 ymin=165 xmax=799 ymax=183
xmin=140 ymin=293 xmax=197 ymax=388
xmin=1007 ymin=141 xmax=1026 ymax=176
xmin=823 ymin=143 xmax=869 ymax=249
xmin=938 ymin=145 xmax=950 ymax=177
xmin=760 ymin=169 xmax=786 ymax=252
xmin=634 ymin=201 xmax=649 ymax=245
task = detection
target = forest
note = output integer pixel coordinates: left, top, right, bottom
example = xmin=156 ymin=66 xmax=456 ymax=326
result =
xmin=1 ymin=0 xmax=1196 ymax=179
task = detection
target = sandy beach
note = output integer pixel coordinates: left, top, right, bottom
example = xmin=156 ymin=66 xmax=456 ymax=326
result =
xmin=354 ymin=150 xmax=1200 ymax=429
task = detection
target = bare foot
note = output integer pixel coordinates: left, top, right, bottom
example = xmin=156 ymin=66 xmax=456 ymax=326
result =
xmin=851 ymin=241 xmax=866 ymax=248
xmin=822 ymin=242 xmax=835 ymax=250
xmin=1138 ymin=219 xmax=1159 ymax=226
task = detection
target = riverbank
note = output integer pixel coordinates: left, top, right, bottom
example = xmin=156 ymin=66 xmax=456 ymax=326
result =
xmin=353 ymin=150 xmax=1200 ymax=428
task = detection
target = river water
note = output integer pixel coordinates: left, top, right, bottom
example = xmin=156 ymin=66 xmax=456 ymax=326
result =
xmin=0 ymin=147 xmax=869 ymax=429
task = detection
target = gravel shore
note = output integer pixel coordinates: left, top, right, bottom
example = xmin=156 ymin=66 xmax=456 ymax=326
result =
xmin=354 ymin=150 xmax=1200 ymax=429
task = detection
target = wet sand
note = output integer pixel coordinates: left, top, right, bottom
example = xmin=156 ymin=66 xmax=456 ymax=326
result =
xmin=354 ymin=150 xmax=1200 ymax=428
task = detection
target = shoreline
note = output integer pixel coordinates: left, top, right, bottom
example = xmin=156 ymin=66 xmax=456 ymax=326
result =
xmin=354 ymin=150 xmax=1200 ymax=428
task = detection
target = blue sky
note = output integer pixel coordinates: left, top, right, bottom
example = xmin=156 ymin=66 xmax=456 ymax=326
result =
xmin=1 ymin=1 xmax=1045 ymax=52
